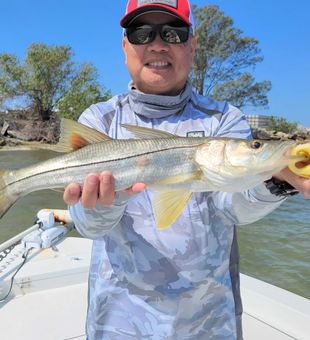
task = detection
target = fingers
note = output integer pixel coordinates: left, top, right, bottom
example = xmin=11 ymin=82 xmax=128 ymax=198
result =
xmin=63 ymin=182 xmax=82 ymax=205
xmin=276 ymin=167 xmax=310 ymax=199
xmin=98 ymin=171 xmax=116 ymax=205
xmin=123 ymin=182 xmax=146 ymax=195
xmin=63 ymin=171 xmax=147 ymax=208
xmin=81 ymin=173 xmax=100 ymax=208
xmin=64 ymin=171 xmax=117 ymax=209
xmin=132 ymin=182 xmax=147 ymax=193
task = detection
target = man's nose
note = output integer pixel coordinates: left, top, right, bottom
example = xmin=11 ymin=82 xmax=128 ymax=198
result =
xmin=146 ymin=33 xmax=169 ymax=52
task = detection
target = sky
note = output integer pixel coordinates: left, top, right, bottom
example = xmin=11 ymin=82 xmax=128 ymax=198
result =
xmin=0 ymin=0 xmax=309 ymax=127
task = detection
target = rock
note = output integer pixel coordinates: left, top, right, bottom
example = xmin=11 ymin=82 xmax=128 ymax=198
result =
xmin=1 ymin=121 xmax=9 ymax=136
xmin=7 ymin=129 xmax=33 ymax=141
xmin=251 ymin=127 xmax=310 ymax=141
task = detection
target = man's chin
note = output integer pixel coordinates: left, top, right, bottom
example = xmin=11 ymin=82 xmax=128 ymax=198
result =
xmin=143 ymin=86 xmax=178 ymax=96
xmin=138 ymin=79 xmax=182 ymax=95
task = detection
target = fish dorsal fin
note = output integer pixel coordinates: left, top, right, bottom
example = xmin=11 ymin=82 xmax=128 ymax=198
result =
xmin=55 ymin=119 xmax=112 ymax=152
xmin=122 ymin=124 xmax=176 ymax=139
xmin=152 ymin=190 xmax=193 ymax=230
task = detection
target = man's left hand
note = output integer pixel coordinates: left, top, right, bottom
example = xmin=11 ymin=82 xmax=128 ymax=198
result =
xmin=274 ymin=166 xmax=310 ymax=199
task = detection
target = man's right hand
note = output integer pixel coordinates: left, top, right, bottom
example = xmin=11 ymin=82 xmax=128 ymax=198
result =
xmin=63 ymin=171 xmax=146 ymax=208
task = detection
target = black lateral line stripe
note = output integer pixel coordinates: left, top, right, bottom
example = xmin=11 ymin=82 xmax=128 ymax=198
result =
xmin=8 ymin=143 xmax=201 ymax=187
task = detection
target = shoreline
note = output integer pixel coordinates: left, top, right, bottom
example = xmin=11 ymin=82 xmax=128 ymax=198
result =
xmin=0 ymin=110 xmax=60 ymax=146
xmin=0 ymin=110 xmax=309 ymax=147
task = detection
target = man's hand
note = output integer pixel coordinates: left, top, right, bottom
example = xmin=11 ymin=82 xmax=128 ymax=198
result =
xmin=273 ymin=166 xmax=310 ymax=199
xmin=63 ymin=171 xmax=146 ymax=208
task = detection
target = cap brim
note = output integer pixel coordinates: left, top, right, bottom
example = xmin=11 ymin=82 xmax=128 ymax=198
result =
xmin=120 ymin=5 xmax=191 ymax=28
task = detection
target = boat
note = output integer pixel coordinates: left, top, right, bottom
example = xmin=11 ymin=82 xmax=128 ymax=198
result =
xmin=0 ymin=210 xmax=309 ymax=340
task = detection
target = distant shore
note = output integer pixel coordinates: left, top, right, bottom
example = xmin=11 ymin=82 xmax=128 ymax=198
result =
xmin=0 ymin=109 xmax=309 ymax=148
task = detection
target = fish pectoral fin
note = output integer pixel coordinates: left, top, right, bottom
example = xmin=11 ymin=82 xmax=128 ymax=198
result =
xmin=288 ymin=143 xmax=310 ymax=178
xmin=121 ymin=124 xmax=177 ymax=139
xmin=153 ymin=171 xmax=203 ymax=186
xmin=54 ymin=119 xmax=112 ymax=152
xmin=50 ymin=188 xmax=65 ymax=193
xmin=153 ymin=190 xmax=193 ymax=230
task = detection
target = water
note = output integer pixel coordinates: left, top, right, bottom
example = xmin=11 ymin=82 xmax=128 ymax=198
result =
xmin=0 ymin=150 xmax=67 ymax=241
xmin=238 ymin=195 xmax=310 ymax=298
xmin=0 ymin=150 xmax=309 ymax=298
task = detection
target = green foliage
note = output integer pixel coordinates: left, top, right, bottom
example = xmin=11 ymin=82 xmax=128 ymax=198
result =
xmin=267 ymin=116 xmax=298 ymax=134
xmin=0 ymin=43 xmax=111 ymax=120
xmin=191 ymin=5 xmax=271 ymax=109
xmin=56 ymin=63 xmax=111 ymax=120
xmin=212 ymin=73 xmax=271 ymax=108
xmin=0 ymin=54 xmax=25 ymax=99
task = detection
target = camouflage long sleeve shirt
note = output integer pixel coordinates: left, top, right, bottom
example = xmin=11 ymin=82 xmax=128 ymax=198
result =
xmin=70 ymin=82 xmax=285 ymax=340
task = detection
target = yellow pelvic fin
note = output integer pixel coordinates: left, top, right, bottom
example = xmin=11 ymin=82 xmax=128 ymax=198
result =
xmin=153 ymin=171 xmax=202 ymax=186
xmin=121 ymin=124 xmax=177 ymax=139
xmin=288 ymin=143 xmax=310 ymax=178
xmin=152 ymin=190 xmax=193 ymax=230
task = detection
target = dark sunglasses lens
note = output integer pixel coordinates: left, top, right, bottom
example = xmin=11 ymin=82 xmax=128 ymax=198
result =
xmin=161 ymin=25 xmax=189 ymax=44
xmin=126 ymin=25 xmax=155 ymax=45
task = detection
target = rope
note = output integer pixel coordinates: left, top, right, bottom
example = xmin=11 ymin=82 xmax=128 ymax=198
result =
xmin=0 ymin=248 xmax=31 ymax=303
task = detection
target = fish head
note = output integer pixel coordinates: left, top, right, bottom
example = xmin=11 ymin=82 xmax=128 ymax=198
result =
xmin=224 ymin=139 xmax=297 ymax=172
xmin=195 ymin=138 xmax=299 ymax=191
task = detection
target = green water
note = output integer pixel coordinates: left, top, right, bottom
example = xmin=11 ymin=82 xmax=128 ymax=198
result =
xmin=238 ymin=195 xmax=310 ymax=298
xmin=0 ymin=150 xmax=309 ymax=298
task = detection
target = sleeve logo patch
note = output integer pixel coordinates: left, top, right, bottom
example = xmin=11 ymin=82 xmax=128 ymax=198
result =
xmin=187 ymin=131 xmax=205 ymax=138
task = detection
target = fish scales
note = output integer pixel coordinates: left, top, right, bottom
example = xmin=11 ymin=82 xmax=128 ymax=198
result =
xmin=6 ymin=138 xmax=204 ymax=196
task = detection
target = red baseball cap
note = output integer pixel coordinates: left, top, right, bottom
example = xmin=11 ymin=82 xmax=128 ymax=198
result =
xmin=120 ymin=0 xmax=193 ymax=28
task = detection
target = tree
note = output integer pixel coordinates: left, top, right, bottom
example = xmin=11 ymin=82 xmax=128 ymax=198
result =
xmin=0 ymin=43 xmax=111 ymax=120
xmin=56 ymin=63 xmax=111 ymax=120
xmin=191 ymin=5 xmax=271 ymax=109
xmin=212 ymin=73 xmax=271 ymax=108
xmin=267 ymin=116 xmax=298 ymax=134
xmin=0 ymin=54 xmax=25 ymax=106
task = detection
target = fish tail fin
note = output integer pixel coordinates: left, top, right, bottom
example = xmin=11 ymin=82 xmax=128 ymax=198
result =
xmin=0 ymin=170 xmax=18 ymax=218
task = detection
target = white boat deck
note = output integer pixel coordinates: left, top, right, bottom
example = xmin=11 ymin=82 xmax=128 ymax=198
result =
xmin=0 ymin=237 xmax=309 ymax=340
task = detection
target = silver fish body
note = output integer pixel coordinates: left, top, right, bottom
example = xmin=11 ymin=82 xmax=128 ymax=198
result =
xmin=7 ymin=137 xmax=202 ymax=195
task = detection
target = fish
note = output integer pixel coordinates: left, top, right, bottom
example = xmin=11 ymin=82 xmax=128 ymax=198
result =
xmin=0 ymin=119 xmax=309 ymax=229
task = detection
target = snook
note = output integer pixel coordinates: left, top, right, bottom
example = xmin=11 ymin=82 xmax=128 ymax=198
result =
xmin=0 ymin=119 xmax=308 ymax=229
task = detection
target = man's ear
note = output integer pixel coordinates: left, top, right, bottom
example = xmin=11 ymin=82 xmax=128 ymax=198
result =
xmin=190 ymin=35 xmax=197 ymax=55
xmin=122 ymin=38 xmax=128 ymax=65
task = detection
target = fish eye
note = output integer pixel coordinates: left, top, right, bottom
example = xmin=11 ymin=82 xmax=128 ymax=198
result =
xmin=251 ymin=141 xmax=263 ymax=149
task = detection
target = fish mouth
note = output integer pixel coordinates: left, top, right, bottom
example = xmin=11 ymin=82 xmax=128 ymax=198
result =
xmin=262 ymin=142 xmax=307 ymax=175
xmin=264 ymin=142 xmax=298 ymax=168
xmin=284 ymin=145 xmax=308 ymax=162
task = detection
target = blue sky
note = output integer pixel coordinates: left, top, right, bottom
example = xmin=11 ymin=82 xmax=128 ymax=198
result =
xmin=1 ymin=0 xmax=309 ymax=127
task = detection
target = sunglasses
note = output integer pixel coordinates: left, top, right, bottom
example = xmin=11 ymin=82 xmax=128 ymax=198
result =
xmin=125 ymin=24 xmax=191 ymax=45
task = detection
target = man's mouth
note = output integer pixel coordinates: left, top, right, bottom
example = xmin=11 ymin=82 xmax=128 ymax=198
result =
xmin=145 ymin=61 xmax=170 ymax=68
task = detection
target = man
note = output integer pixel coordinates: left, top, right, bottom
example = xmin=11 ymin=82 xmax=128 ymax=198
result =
xmin=64 ymin=1 xmax=310 ymax=339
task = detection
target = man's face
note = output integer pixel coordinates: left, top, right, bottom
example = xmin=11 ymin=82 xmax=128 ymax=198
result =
xmin=122 ymin=12 xmax=196 ymax=96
